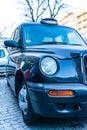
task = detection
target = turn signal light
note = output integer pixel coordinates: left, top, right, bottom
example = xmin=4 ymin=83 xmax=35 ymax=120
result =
xmin=16 ymin=60 xmax=19 ymax=64
xmin=48 ymin=90 xmax=75 ymax=97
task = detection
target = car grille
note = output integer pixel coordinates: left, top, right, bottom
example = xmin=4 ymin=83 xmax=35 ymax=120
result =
xmin=83 ymin=53 xmax=87 ymax=82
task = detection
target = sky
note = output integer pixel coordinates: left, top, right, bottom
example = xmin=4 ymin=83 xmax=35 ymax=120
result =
xmin=58 ymin=0 xmax=87 ymax=19
xmin=64 ymin=0 xmax=86 ymax=8
xmin=0 ymin=0 xmax=24 ymax=36
xmin=0 ymin=0 xmax=17 ymax=27
xmin=0 ymin=0 xmax=87 ymax=37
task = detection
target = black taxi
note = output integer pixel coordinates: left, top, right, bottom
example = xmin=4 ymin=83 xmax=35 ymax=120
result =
xmin=4 ymin=18 xmax=87 ymax=125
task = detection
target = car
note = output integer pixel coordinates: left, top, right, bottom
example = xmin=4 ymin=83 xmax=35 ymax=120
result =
xmin=4 ymin=18 xmax=87 ymax=125
xmin=0 ymin=47 xmax=16 ymax=76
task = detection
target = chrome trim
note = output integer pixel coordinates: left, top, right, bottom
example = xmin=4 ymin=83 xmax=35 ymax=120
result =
xmin=81 ymin=53 xmax=87 ymax=84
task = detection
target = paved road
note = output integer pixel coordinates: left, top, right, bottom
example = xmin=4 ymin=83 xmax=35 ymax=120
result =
xmin=0 ymin=77 xmax=87 ymax=130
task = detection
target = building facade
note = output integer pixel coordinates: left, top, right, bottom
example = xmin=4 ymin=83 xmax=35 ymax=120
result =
xmin=59 ymin=7 xmax=87 ymax=41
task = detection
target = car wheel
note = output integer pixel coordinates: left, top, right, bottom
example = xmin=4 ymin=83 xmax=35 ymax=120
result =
xmin=18 ymin=83 xmax=39 ymax=125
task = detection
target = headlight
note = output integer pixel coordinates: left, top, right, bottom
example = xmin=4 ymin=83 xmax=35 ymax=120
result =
xmin=40 ymin=57 xmax=57 ymax=75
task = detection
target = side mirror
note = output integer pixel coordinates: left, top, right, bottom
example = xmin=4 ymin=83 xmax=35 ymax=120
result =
xmin=4 ymin=40 xmax=19 ymax=48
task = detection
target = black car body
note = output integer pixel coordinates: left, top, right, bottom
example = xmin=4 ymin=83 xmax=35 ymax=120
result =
xmin=4 ymin=18 xmax=87 ymax=125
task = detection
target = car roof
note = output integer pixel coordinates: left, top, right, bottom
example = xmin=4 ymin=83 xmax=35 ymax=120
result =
xmin=20 ymin=22 xmax=71 ymax=29
xmin=18 ymin=20 xmax=74 ymax=31
xmin=0 ymin=47 xmax=8 ymax=54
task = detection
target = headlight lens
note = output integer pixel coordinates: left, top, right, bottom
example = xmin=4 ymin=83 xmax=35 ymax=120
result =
xmin=40 ymin=57 xmax=57 ymax=75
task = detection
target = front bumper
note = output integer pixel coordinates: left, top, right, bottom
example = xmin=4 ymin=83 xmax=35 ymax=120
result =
xmin=27 ymin=82 xmax=87 ymax=118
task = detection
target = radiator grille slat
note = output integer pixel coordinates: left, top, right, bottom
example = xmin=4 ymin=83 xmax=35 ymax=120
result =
xmin=83 ymin=55 xmax=87 ymax=81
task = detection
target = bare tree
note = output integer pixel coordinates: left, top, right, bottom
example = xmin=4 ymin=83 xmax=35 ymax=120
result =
xmin=19 ymin=0 xmax=68 ymax=22
xmin=48 ymin=0 xmax=68 ymax=18
xmin=19 ymin=0 xmax=48 ymax=22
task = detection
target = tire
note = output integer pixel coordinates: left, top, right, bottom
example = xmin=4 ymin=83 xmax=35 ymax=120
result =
xmin=18 ymin=83 xmax=39 ymax=125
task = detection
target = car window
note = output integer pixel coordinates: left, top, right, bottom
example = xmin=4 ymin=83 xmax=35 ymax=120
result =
xmin=12 ymin=28 xmax=20 ymax=42
xmin=0 ymin=50 xmax=5 ymax=58
xmin=67 ymin=31 xmax=83 ymax=45
xmin=23 ymin=24 xmax=86 ymax=46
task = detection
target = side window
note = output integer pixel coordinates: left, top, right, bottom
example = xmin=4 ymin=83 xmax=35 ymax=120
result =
xmin=9 ymin=27 xmax=20 ymax=52
xmin=11 ymin=28 xmax=20 ymax=42
xmin=0 ymin=50 xmax=5 ymax=58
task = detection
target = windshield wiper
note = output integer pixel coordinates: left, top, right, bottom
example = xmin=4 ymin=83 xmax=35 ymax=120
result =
xmin=41 ymin=41 xmax=67 ymax=45
xmin=67 ymin=44 xmax=82 ymax=46
xmin=41 ymin=42 xmax=83 ymax=46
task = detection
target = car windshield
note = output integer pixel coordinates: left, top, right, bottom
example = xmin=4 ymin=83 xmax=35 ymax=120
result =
xmin=0 ymin=50 xmax=5 ymax=58
xmin=23 ymin=24 xmax=86 ymax=46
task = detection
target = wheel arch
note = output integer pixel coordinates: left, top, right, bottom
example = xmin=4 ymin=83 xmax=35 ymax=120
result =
xmin=15 ymin=70 xmax=24 ymax=96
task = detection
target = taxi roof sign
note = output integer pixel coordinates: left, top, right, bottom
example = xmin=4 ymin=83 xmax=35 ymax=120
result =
xmin=40 ymin=18 xmax=58 ymax=25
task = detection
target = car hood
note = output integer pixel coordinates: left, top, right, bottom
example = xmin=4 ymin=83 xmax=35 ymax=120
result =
xmin=26 ymin=44 xmax=87 ymax=59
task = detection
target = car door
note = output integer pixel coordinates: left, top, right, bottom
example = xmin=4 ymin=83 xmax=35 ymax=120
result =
xmin=7 ymin=54 xmax=16 ymax=76
xmin=6 ymin=27 xmax=22 ymax=93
